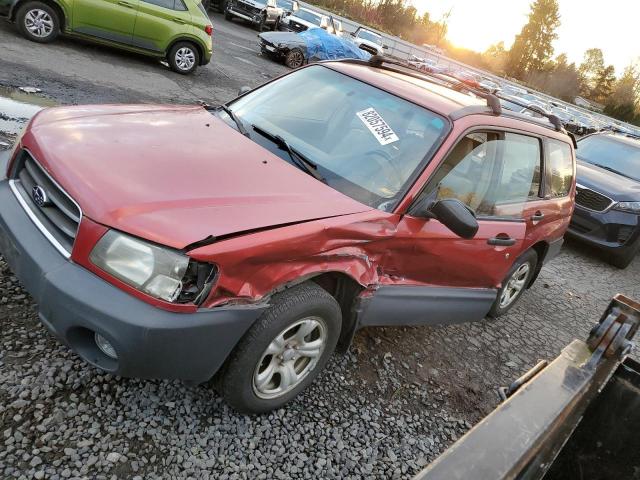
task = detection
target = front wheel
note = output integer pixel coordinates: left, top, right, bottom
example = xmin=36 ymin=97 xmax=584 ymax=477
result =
xmin=284 ymin=48 xmax=304 ymax=68
xmin=488 ymin=249 xmax=538 ymax=318
xmin=167 ymin=41 xmax=199 ymax=74
xmin=219 ymin=282 xmax=341 ymax=414
xmin=16 ymin=1 xmax=60 ymax=43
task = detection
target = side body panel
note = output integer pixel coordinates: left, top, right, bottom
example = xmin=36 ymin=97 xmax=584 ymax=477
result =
xmin=71 ymin=0 xmax=140 ymax=44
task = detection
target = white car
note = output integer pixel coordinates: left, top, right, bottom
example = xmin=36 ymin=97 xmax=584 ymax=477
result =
xmin=407 ymin=55 xmax=434 ymax=71
xmin=351 ymin=27 xmax=387 ymax=56
xmin=279 ymin=7 xmax=328 ymax=32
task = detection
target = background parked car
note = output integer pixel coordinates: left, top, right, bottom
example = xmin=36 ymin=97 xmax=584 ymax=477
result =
xmin=225 ymin=0 xmax=283 ymax=30
xmin=0 ymin=0 xmax=213 ymax=74
xmin=350 ymin=27 xmax=387 ymax=56
xmin=259 ymin=26 xmax=369 ymax=68
xmin=278 ymin=6 xmax=327 ymax=32
xmin=407 ymin=55 xmax=445 ymax=74
xmin=568 ymin=132 xmax=640 ymax=268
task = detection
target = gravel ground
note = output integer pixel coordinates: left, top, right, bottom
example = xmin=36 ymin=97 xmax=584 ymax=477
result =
xmin=1 ymin=11 xmax=640 ymax=480
xmin=1 ymin=243 xmax=638 ymax=479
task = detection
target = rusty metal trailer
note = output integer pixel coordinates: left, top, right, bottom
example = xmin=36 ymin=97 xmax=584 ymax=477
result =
xmin=415 ymin=294 xmax=640 ymax=480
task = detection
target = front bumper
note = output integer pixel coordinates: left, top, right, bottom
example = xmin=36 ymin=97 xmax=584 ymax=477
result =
xmin=227 ymin=7 xmax=261 ymax=24
xmin=0 ymin=178 xmax=266 ymax=383
xmin=567 ymin=204 xmax=640 ymax=254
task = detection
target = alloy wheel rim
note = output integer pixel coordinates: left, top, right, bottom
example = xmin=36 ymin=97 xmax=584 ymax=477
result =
xmin=175 ymin=47 xmax=196 ymax=71
xmin=25 ymin=9 xmax=53 ymax=38
xmin=290 ymin=51 xmax=303 ymax=68
xmin=252 ymin=316 xmax=327 ymax=399
xmin=499 ymin=262 xmax=530 ymax=308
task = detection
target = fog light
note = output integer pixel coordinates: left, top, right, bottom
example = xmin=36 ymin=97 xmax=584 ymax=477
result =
xmin=95 ymin=333 xmax=118 ymax=360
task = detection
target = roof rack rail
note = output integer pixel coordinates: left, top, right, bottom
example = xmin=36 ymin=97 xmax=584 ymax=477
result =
xmin=492 ymin=93 xmax=565 ymax=132
xmin=366 ymin=55 xmax=502 ymax=116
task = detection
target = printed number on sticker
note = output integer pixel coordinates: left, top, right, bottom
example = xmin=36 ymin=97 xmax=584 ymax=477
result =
xmin=356 ymin=108 xmax=399 ymax=146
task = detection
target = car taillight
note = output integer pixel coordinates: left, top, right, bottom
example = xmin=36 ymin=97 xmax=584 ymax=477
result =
xmin=205 ymin=24 xmax=213 ymax=36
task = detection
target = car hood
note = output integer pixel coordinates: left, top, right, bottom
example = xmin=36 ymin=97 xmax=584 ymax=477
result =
xmin=576 ymin=159 xmax=640 ymax=201
xmin=24 ymin=105 xmax=371 ymax=249
xmin=259 ymin=31 xmax=305 ymax=47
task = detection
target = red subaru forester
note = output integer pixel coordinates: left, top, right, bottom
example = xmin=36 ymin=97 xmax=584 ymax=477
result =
xmin=0 ymin=59 xmax=576 ymax=413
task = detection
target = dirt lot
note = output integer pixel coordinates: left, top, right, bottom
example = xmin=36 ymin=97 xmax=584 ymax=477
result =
xmin=1 ymin=12 xmax=639 ymax=480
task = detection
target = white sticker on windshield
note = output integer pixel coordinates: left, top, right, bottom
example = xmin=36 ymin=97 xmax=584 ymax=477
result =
xmin=356 ymin=107 xmax=399 ymax=146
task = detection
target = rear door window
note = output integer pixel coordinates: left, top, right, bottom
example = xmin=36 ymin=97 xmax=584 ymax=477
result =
xmin=546 ymin=139 xmax=574 ymax=197
xmin=424 ymin=131 xmax=542 ymax=219
xmin=142 ymin=0 xmax=186 ymax=9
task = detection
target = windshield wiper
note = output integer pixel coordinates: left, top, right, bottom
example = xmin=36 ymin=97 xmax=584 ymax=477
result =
xmin=252 ymin=125 xmax=325 ymax=182
xmin=592 ymin=163 xmax=630 ymax=179
xmin=219 ymin=105 xmax=249 ymax=137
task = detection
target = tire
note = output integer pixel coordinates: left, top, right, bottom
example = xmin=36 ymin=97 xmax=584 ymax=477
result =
xmin=256 ymin=14 xmax=267 ymax=31
xmin=284 ymin=48 xmax=304 ymax=69
xmin=16 ymin=1 xmax=60 ymax=44
xmin=272 ymin=16 xmax=280 ymax=31
xmin=224 ymin=7 xmax=232 ymax=20
xmin=219 ymin=282 xmax=341 ymax=414
xmin=607 ymin=242 xmax=639 ymax=269
xmin=167 ymin=41 xmax=199 ymax=75
xmin=488 ymin=249 xmax=538 ymax=318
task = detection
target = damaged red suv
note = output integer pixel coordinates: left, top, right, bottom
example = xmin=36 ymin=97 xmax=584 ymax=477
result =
xmin=0 ymin=59 xmax=576 ymax=413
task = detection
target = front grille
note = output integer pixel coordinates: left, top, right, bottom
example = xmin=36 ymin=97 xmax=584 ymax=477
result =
xmin=236 ymin=1 xmax=260 ymax=14
xmin=359 ymin=44 xmax=378 ymax=55
xmin=9 ymin=150 xmax=81 ymax=257
xmin=289 ymin=21 xmax=306 ymax=32
xmin=575 ymin=186 xmax=614 ymax=212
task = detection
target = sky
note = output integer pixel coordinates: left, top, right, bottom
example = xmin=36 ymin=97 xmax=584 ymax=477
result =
xmin=413 ymin=0 xmax=640 ymax=74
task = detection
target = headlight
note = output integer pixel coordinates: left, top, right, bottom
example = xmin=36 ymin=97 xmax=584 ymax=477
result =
xmin=613 ymin=201 xmax=640 ymax=214
xmin=90 ymin=230 xmax=215 ymax=303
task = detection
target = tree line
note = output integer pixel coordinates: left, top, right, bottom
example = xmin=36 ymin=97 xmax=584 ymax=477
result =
xmin=307 ymin=0 xmax=640 ymax=126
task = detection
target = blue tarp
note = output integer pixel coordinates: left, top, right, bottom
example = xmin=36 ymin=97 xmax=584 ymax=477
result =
xmin=299 ymin=28 xmax=371 ymax=62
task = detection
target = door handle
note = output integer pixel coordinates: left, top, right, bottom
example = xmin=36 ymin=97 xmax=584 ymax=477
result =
xmin=172 ymin=17 xmax=187 ymax=23
xmin=531 ymin=211 xmax=545 ymax=222
xmin=118 ymin=0 xmax=135 ymax=7
xmin=488 ymin=236 xmax=517 ymax=246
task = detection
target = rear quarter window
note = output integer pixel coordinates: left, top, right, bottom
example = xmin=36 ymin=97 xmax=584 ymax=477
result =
xmin=546 ymin=139 xmax=574 ymax=197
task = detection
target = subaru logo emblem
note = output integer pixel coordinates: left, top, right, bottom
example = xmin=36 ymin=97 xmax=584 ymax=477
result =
xmin=32 ymin=185 xmax=48 ymax=207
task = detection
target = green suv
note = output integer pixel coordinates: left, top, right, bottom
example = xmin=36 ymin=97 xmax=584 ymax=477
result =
xmin=0 ymin=0 xmax=213 ymax=74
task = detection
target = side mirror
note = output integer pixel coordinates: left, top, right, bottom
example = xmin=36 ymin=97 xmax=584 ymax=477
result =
xmin=238 ymin=86 xmax=251 ymax=96
xmin=383 ymin=44 xmax=389 ymax=49
xmin=411 ymin=197 xmax=478 ymax=239
xmin=429 ymin=199 xmax=478 ymax=239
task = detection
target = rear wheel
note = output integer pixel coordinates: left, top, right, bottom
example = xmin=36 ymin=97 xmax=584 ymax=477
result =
xmin=219 ymin=282 xmax=341 ymax=414
xmin=284 ymin=48 xmax=304 ymax=68
xmin=16 ymin=1 xmax=60 ymax=43
xmin=167 ymin=41 xmax=199 ymax=74
xmin=488 ymin=249 xmax=538 ymax=318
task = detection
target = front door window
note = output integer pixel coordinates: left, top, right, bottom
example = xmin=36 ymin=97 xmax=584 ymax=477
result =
xmin=423 ymin=131 xmax=542 ymax=219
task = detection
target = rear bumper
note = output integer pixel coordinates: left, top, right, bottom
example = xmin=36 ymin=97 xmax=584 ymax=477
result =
xmin=0 ymin=178 xmax=266 ymax=383
xmin=568 ymin=205 xmax=640 ymax=255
